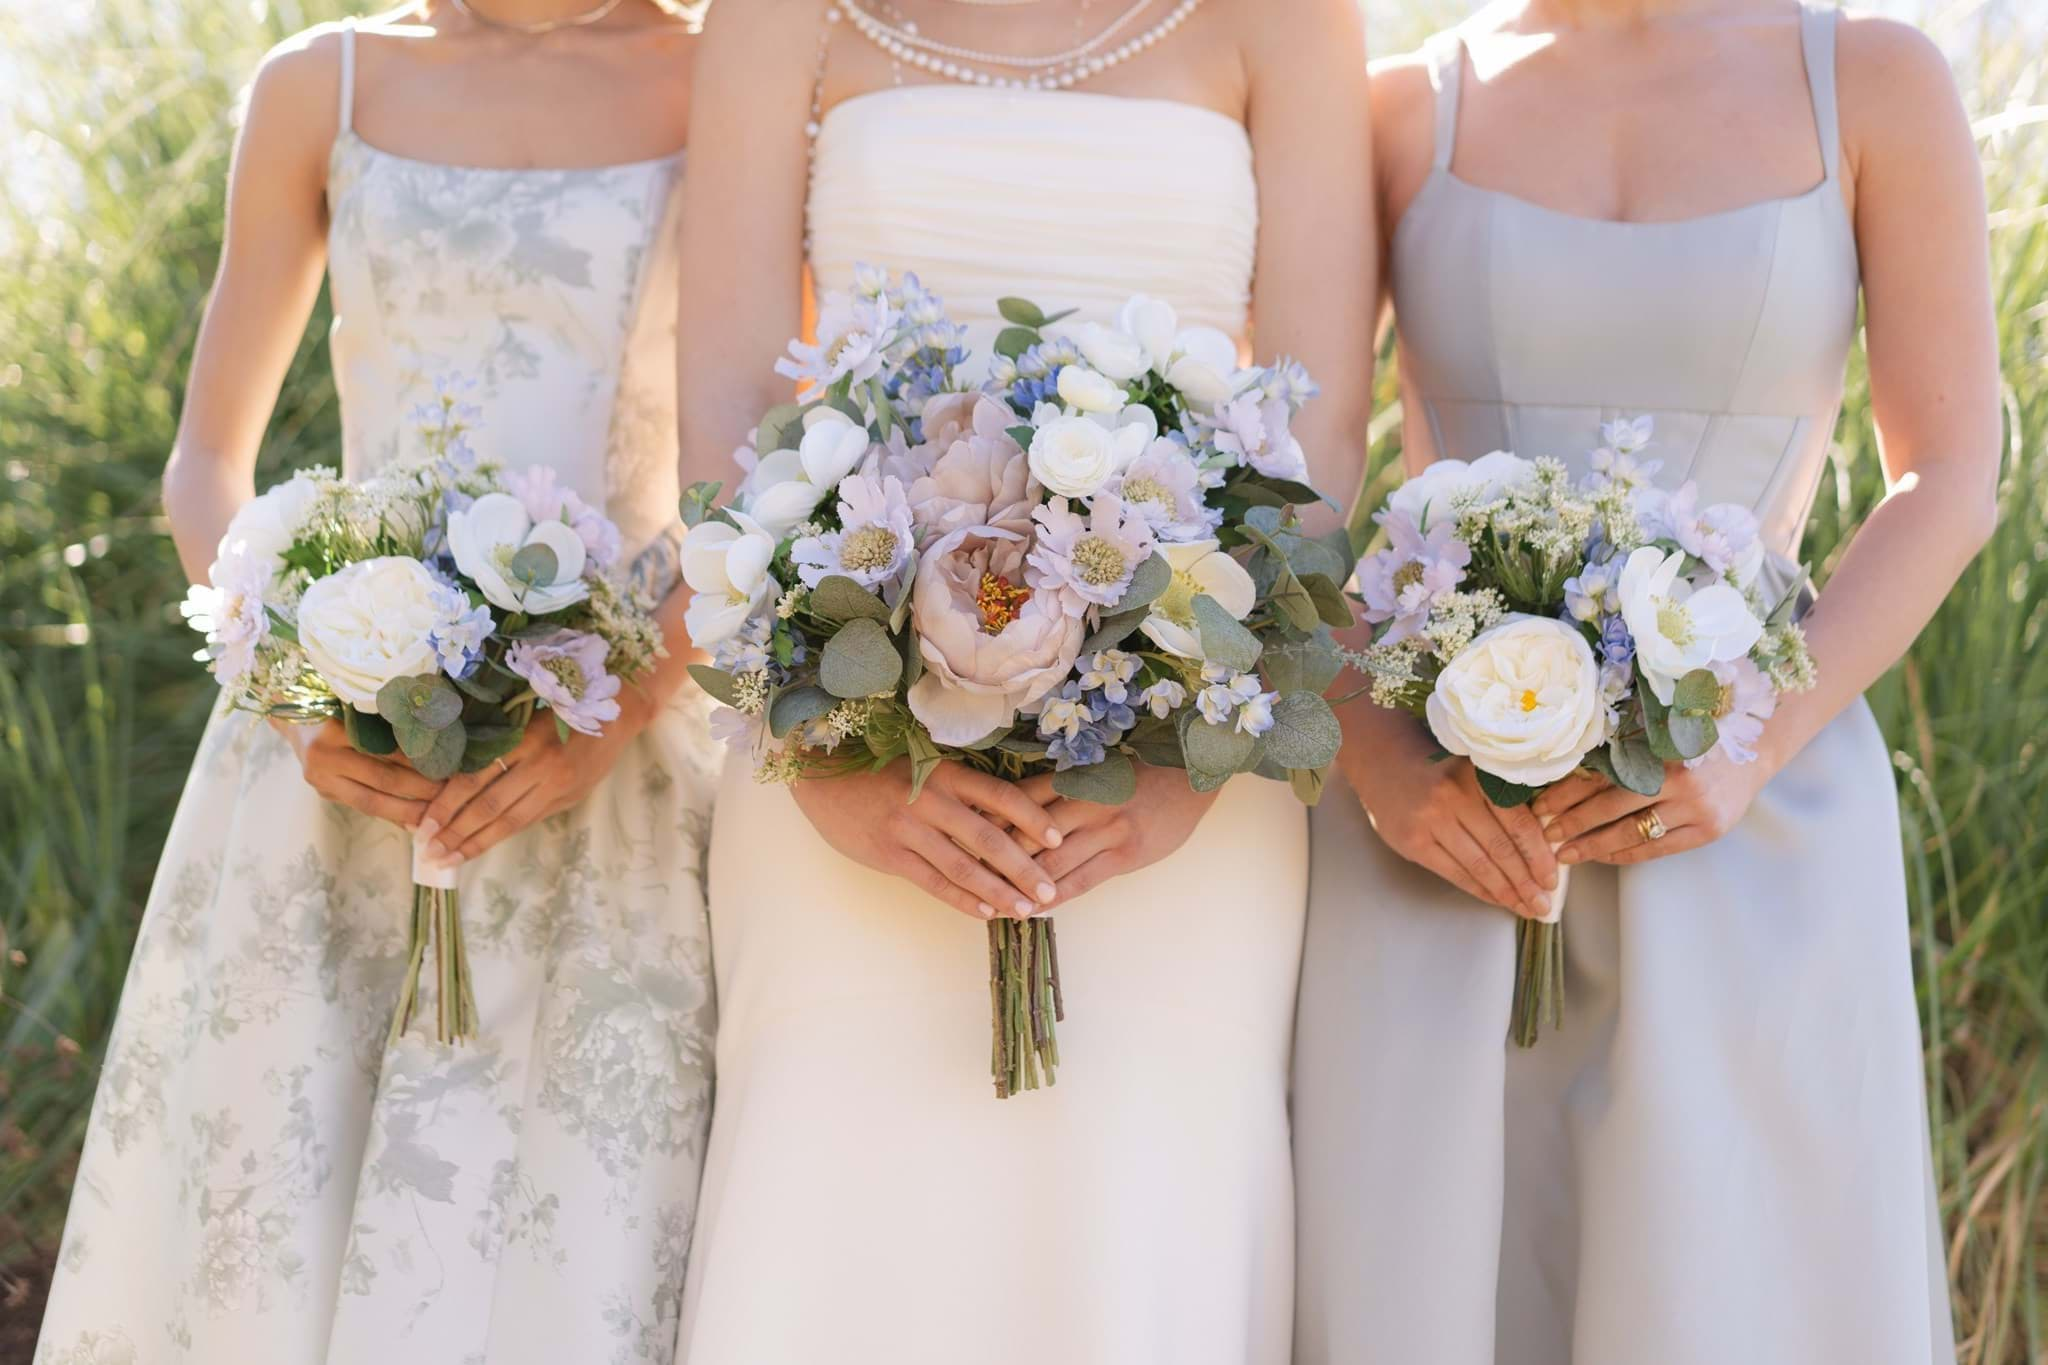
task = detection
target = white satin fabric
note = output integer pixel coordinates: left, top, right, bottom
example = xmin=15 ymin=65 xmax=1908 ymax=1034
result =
xmin=679 ymin=87 xmax=1305 ymax=1365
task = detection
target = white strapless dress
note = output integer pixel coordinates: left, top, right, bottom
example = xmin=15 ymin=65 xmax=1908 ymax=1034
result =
xmin=677 ymin=87 xmax=1306 ymax=1365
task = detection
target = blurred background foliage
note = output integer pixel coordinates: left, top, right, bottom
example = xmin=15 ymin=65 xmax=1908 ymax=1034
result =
xmin=0 ymin=0 xmax=2042 ymax=1359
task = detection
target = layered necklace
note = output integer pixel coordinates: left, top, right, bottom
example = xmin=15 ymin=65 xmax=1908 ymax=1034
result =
xmin=840 ymin=0 xmax=1205 ymax=92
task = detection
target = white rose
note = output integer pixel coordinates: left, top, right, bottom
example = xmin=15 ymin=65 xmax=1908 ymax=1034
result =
xmin=1029 ymin=415 xmax=1122 ymax=498
xmin=743 ymin=449 xmax=830 ymax=539
xmin=797 ymin=414 xmax=871 ymax=490
xmin=1426 ymin=615 xmax=1607 ymax=787
xmin=296 ymin=556 xmax=450 ymax=712
xmin=215 ymin=474 xmax=323 ymax=578
xmin=1139 ymin=538 xmax=1259 ymax=660
xmin=1055 ymin=364 xmax=1128 ymax=415
xmin=682 ymin=512 xmax=779 ymax=646
xmin=446 ymin=491 xmax=589 ymax=615
xmin=1069 ymin=321 xmax=1151 ymax=382
xmin=1617 ymin=546 xmax=1763 ymax=704
xmin=1118 ymin=295 xmax=1180 ymax=369
xmin=1388 ymin=451 xmax=1538 ymax=528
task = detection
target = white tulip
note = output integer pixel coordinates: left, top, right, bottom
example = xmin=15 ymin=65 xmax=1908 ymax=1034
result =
xmin=682 ymin=513 xmax=779 ymax=646
xmin=296 ymin=556 xmax=450 ymax=712
xmin=1029 ymin=415 xmax=1122 ymax=499
xmin=1139 ymin=538 xmax=1259 ymax=660
xmin=1117 ymin=295 xmax=1180 ymax=370
xmin=1055 ymin=364 xmax=1128 ymax=415
xmin=797 ymin=416 xmax=871 ymax=490
xmin=1617 ymin=546 xmax=1763 ymax=704
xmin=446 ymin=491 xmax=588 ymax=615
xmin=1425 ymin=615 xmax=1608 ymax=787
xmin=1069 ymin=321 xmax=1151 ymax=382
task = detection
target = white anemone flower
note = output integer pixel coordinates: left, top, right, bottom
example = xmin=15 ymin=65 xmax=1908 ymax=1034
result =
xmin=1617 ymin=545 xmax=1764 ymax=704
xmin=1139 ymin=538 xmax=1258 ymax=660
xmin=446 ymin=491 xmax=589 ymax=615
xmin=682 ymin=512 xmax=780 ymax=646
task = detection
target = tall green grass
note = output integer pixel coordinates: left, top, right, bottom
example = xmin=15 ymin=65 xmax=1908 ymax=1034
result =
xmin=0 ymin=0 xmax=2043 ymax=1360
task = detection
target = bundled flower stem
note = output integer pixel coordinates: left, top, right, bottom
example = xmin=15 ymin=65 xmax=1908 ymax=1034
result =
xmin=1511 ymin=916 xmax=1565 ymax=1049
xmin=388 ymin=885 xmax=480 ymax=1048
xmin=991 ymin=917 xmax=1062 ymax=1099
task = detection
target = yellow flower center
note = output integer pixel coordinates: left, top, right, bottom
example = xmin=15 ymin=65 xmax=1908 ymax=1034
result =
xmin=840 ymin=525 xmax=900 ymax=574
xmin=1656 ymin=601 xmax=1695 ymax=648
xmin=1123 ymin=475 xmax=1173 ymax=510
xmin=542 ymin=656 xmax=585 ymax=698
xmin=1713 ymin=681 xmax=1737 ymax=719
xmin=1071 ymin=534 xmax=1128 ymax=587
xmin=1154 ymin=566 xmax=1203 ymax=627
xmin=976 ymin=573 xmax=1031 ymax=634
xmin=1519 ymin=688 xmax=1539 ymax=713
xmin=1393 ymin=561 xmax=1427 ymax=593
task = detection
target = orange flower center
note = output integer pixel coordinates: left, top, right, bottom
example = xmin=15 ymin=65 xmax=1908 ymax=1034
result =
xmin=1519 ymin=688 xmax=1539 ymax=713
xmin=976 ymin=573 xmax=1031 ymax=634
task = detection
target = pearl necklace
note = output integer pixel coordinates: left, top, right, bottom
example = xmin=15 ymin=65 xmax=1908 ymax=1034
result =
xmin=841 ymin=0 xmax=1203 ymax=91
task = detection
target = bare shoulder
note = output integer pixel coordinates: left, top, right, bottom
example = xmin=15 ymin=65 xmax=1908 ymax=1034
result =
xmin=1834 ymin=13 xmax=1973 ymax=174
xmin=695 ymin=0 xmax=827 ymax=52
xmin=1367 ymin=49 xmax=1435 ymax=137
xmin=1228 ymin=0 xmax=1369 ymax=66
xmin=238 ymin=21 xmax=352 ymax=167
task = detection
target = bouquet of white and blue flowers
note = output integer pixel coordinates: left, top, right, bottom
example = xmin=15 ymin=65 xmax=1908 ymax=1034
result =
xmin=683 ymin=267 xmax=1357 ymax=1097
xmin=181 ymin=382 xmax=664 ymax=1045
xmin=1350 ymin=418 xmax=1816 ymax=1045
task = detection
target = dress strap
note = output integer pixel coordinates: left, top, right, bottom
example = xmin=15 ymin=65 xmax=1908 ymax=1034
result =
xmin=1797 ymin=4 xmax=1841 ymax=181
xmin=1424 ymin=30 xmax=1465 ymax=172
xmin=337 ymin=19 xmax=357 ymax=135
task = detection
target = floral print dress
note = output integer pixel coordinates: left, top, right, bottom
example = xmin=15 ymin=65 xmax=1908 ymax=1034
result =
xmin=36 ymin=27 xmax=718 ymax=1365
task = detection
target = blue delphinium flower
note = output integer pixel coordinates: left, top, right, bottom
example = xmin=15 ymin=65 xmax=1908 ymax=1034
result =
xmin=1036 ymin=674 xmax=1140 ymax=771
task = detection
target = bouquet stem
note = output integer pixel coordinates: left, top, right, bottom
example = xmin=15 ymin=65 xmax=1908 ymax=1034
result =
xmin=990 ymin=917 xmax=1062 ymax=1099
xmin=389 ymin=834 xmax=480 ymax=1048
xmin=1509 ymin=867 xmax=1569 ymax=1049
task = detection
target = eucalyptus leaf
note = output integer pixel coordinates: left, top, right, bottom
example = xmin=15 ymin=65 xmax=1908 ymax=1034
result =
xmin=899 ymin=628 xmax=924 ymax=688
xmin=1182 ymin=714 xmax=1257 ymax=776
xmin=1082 ymin=606 xmax=1152 ymax=655
xmin=1053 ymin=752 xmax=1138 ymax=805
xmin=1006 ymin=424 xmax=1037 ymax=449
xmin=996 ymin=736 xmax=1052 ymax=760
xmin=1289 ymin=764 xmax=1328 ymax=806
xmin=1269 ymin=569 xmax=1322 ymax=633
xmin=1262 ymin=691 xmax=1343 ymax=770
xmin=1476 ymin=769 xmax=1540 ymax=809
xmin=1243 ymin=505 xmax=1287 ymax=537
xmin=810 ymin=574 xmax=892 ymax=623
xmin=755 ymin=401 xmax=807 ymax=454
xmin=399 ymin=715 xmax=467 ymax=781
xmin=1672 ymin=667 xmax=1723 ymax=716
xmin=1608 ymin=732 xmax=1667 ymax=796
xmin=820 ymin=617 xmax=903 ymax=698
xmin=904 ymin=724 xmax=943 ymax=802
xmin=994 ymin=327 xmax=1038 ymax=361
xmin=1298 ymin=572 xmax=1357 ymax=629
xmin=1666 ymin=710 xmax=1720 ymax=761
xmin=1193 ymin=593 xmax=1262 ymax=672
xmin=1262 ymin=632 xmax=1344 ymax=695
xmin=458 ymin=723 xmax=523 ymax=772
xmin=453 ymin=667 xmax=513 ymax=705
xmin=1124 ymin=719 xmax=1187 ymax=770
xmin=687 ymin=664 xmax=742 ymax=708
xmin=376 ymin=674 xmax=463 ymax=732
xmin=1111 ymin=552 xmax=1172 ymax=614
xmin=680 ymin=480 xmax=723 ymax=528
xmin=345 ymin=708 xmax=399 ymax=758
xmin=507 ymin=541 xmax=559 ymax=592
xmin=996 ymin=296 xmax=1047 ymax=328
xmin=1188 ymin=768 xmax=1233 ymax=794
xmin=770 ymin=685 xmax=838 ymax=740
xmin=1283 ymin=536 xmax=1349 ymax=585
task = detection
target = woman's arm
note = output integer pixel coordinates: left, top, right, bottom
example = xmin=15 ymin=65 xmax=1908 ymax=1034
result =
xmin=164 ymin=31 xmax=340 ymax=582
xmin=1541 ymin=17 xmax=2002 ymax=866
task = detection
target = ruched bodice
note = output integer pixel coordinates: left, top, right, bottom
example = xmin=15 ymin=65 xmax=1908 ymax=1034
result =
xmin=1391 ymin=7 xmax=1859 ymax=559
xmin=809 ymin=86 xmax=1258 ymax=341
xmin=326 ymin=91 xmax=686 ymax=569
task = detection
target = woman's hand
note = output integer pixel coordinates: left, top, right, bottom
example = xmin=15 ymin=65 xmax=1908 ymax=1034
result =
xmin=419 ymin=694 xmax=655 ymax=863
xmin=1339 ymin=706 xmax=1559 ymax=919
xmin=791 ymin=760 xmax=1068 ymax=922
xmin=1533 ymin=751 xmax=1777 ymax=868
xmin=274 ymin=717 xmax=442 ymax=828
xmin=1017 ymin=764 xmax=1221 ymax=905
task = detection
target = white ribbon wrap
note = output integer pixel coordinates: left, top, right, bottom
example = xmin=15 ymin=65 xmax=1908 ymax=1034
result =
xmin=1537 ymin=864 xmax=1570 ymax=925
xmin=411 ymin=827 xmax=462 ymax=891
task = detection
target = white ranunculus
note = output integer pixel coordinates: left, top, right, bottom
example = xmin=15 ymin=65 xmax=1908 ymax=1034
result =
xmin=1387 ymin=451 xmax=1538 ymax=529
xmin=296 ymin=556 xmax=449 ymax=712
xmin=797 ymin=414 xmax=871 ymax=490
xmin=1029 ymin=415 xmax=1123 ymax=498
xmin=744 ymin=449 xmax=831 ymax=539
xmin=1069 ymin=321 xmax=1151 ymax=382
xmin=446 ymin=491 xmax=589 ymax=615
xmin=1118 ymin=295 xmax=1180 ymax=369
xmin=1617 ymin=546 xmax=1763 ymax=704
xmin=1426 ymin=615 xmax=1607 ymax=787
xmin=1139 ymin=538 xmax=1259 ymax=659
xmin=682 ymin=513 xmax=779 ymax=646
xmin=215 ymin=473 xmax=323 ymax=578
xmin=1055 ymin=364 xmax=1127 ymax=415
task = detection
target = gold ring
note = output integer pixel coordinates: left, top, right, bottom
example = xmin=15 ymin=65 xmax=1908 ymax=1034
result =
xmin=1635 ymin=809 xmax=1667 ymax=842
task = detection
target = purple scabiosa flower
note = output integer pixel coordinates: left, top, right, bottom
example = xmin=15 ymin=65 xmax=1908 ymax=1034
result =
xmin=1357 ymin=510 xmax=1471 ymax=643
xmin=792 ymin=473 xmax=917 ymax=590
xmin=1026 ymin=494 xmax=1157 ymax=616
xmin=1690 ymin=656 xmax=1777 ymax=767
xmin=1202 ymin=393 xmax=1308 ymax=482
xmin=507 ymin=629 xmax=622 ymax=736
xmin=1110 ymin=438 xmax=1219 ymax=543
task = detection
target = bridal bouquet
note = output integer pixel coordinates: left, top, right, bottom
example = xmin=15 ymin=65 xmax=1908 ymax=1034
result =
xmin=683 ymin=267 xmax=1356 ymax=1097
xmin=181 ymin=381 xmax=664 ymax=1045
xmin=1349 ymin=418 xmax=1816 ymax=1045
